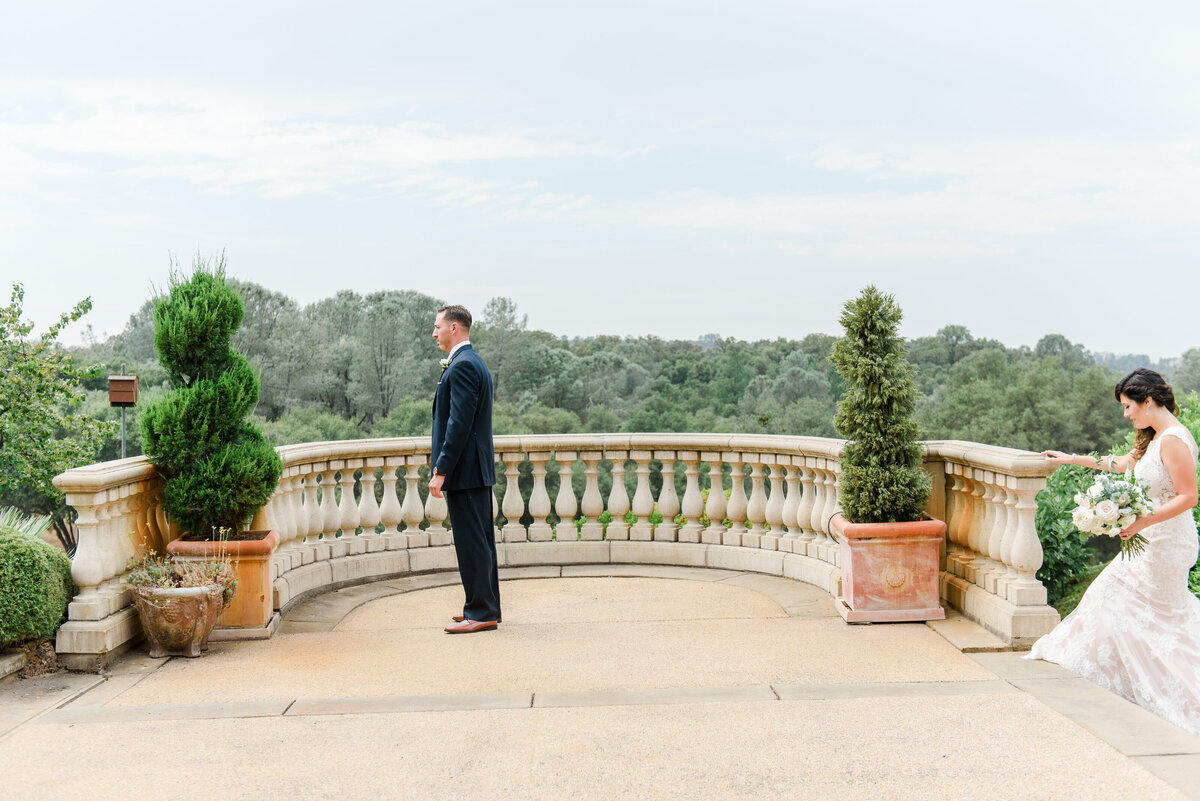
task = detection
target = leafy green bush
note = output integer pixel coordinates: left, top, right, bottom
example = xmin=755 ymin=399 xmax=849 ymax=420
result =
xmin=139 ymin=259 xmax=282 ymax=537
xmin=831 ymin=286 xmax=931 ymax=523
xmin=1034 ymin=464 xmax=1096 ymax=605
xmin=0 ymin=528 xmax=74 ymax=647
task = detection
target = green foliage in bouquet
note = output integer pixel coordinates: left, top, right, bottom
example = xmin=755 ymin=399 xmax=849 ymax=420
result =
xmin=831 ymin=286 xmax=931 ymax=523
xmin=139 ymin=257 xmax=282 ymax=538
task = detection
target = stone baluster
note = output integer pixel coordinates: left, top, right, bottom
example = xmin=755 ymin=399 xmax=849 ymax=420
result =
xmin=629 ymin=450 xmax=655 ymax=541
xmin=997 ymin=479 xmax=1024 ymax=600
xmin=358 ymin=463 xmax=383 ymax=552
xmin=135 ymin=490 xmax=156 ymax=551
xmin=286 ymin=471 xmax=306 ymax=546
xmin=337 ymin=464 xmax=361 ymax=555
xmin=724 ymin=455 xmax=747 ymax=546
xmin=578 ymin=451 xmax=605 ymax=541
xmin=954 ymin=469 xmax=978 ymax=579
xmin=66 ymin=496 xmax=105 ymax=619
xmin=316 ymin=467 xmax=339 ymax=559
xmin=526 ymin=451 xmax=553 ymax=542
xmin=1007 ymin=477 xmax=1047 ymax=605
xmin=127 ymin=492 xmax=153 ymax=559
xmin=424 ymin=462 xmax=451 ymax=546
xmin=300 ymin=471 xmax=321 ymax=561
xmin=654 ymin=452 xmax=680 ymax=542
xmin=94 ymin=501 xmax=120 ymax=598
xmin=988 ymin=480 xmax=1016 ymax=596
xmin=974 ymin=477 xmax=1001 ymax=589
xmin=678 ymin=451 xmax=704 ymax=543
xmin=112 ymin=490 xmax=138 ymax=582
xmin=401 ymin=458 xmax=428 ymax=548
xmin=964 ymin=471 xmax=988 ymax=585
xmin=743 ymin=457 xmax=768 ymax=548
xmin=554 ymin=451 xmax=579 ymax=543
xmin=605 ymin=452 xmax=631 ymax=540
xmin=154 ymin=495 xmax=174 ymax=551
xmin=702 ymin=455 xmax=727 ymax=545
xmin=499 ymin=451 xmax=527 ymax=542
xmin=982 ymin=476 xmax=1009 ymax=594
xmin=763 ymin=459 xmax=785 ymax=551
xmin=779 ymin=462 xmax=800 ymax=552
xmin=943 ymin=468 xmax=965 ymax=577
xmin=379 ymin=461 xmax=405 ymax=550
xmin=814 ymin=462 xmax=839 ymax=562
xmin=794 ymin=461 xmax=817 ymax=555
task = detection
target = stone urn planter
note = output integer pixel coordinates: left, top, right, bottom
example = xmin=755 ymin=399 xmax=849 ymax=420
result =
xmin=167 ymin=529 xmax=280 ymax=633
xmin=832 ymin=513 xmax=945 ymax=623
xmin=132 ymin=584 xmax=226 ymax=657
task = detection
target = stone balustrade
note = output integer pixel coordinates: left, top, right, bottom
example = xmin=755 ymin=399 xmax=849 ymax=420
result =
xmin=53 ymin=434 xmax=1058 ymax=668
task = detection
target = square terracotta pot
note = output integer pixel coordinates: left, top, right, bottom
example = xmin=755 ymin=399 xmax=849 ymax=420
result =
xmin=831 ymin=513 xmax=945 ymax=623
xmin=167 ymin=530 xmax=279 ymax=629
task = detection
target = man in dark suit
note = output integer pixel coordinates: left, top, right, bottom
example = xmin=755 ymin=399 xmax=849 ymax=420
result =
xmin=429 ymin=305 xmax=500 ymax=633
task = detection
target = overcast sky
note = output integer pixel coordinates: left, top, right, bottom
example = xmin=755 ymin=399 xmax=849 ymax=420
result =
xmin=3 ymin=1 xmax=1198 ymax=358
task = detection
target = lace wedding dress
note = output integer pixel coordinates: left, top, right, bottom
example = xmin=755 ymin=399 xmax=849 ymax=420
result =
xmin=1027 ymin=425 xmax=1200 ymax=735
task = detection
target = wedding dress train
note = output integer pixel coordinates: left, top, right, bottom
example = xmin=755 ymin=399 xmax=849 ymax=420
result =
xmin=1027 ymin=425 xmax=1200 ymax=735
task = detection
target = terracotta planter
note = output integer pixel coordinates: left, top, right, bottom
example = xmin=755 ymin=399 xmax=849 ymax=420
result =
xmin=132 ymin=584 xmax=225 ymax=657
xmin=167 ymin=530 xmax=279 ymax=630
xmin=831 ymin=513 xmax=946 ymax=623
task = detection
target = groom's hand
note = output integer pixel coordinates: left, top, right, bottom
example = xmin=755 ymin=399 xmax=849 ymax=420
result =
xmin=429 ymin=472 xmax=445 ymax=498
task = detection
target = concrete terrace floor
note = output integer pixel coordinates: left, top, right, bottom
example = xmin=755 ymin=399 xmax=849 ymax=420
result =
xmin=3 ymin=566 xmax=1199 ymax=801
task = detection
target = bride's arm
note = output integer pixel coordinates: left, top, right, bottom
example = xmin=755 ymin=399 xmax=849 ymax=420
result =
xmin=1120 ymin=437 xmax=1198 ymax=538
xmin=1041 ymin=451 xmax=1132 ymax=472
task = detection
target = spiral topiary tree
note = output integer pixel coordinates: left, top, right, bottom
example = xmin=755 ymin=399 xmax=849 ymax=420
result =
xmin=139 ymin=257 xmax=282 ymax=538
xmin=831 ymin=285 xmax=931 ymax=523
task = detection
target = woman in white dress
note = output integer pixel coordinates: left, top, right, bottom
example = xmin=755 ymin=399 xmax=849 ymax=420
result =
xmin=1033 ymin=368 xmax=1199 ymax=734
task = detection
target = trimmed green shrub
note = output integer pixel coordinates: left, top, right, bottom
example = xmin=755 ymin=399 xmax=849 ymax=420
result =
xmin=831 ymin=286 xmax=931 ymax=523
xmin=140 ymin=258 xmax=282 ymax=537
xmin=0 ymin=531 xmax=73 ymax=647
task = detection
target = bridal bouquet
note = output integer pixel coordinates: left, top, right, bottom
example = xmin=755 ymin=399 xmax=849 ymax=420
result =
xmin=1071 ymin=472 xmax=1153 ymax=558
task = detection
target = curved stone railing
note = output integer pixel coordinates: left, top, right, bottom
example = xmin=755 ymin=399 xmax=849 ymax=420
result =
xmin=53 ymin=434 xmax=1058 ymax=667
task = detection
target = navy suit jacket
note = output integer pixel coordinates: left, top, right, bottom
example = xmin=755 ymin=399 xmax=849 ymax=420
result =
xmin=431 ymin=344 xmax=495 ymax=490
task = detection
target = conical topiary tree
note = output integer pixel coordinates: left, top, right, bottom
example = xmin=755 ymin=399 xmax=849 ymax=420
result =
xmin=830 ymin=285 xmax=931 ymax=523
xmin=139 ymin=257 xmax=282 ymax=538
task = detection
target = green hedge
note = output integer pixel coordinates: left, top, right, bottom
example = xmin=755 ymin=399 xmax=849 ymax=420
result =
xmin=0 ymin=532 xmax=74 ymax=647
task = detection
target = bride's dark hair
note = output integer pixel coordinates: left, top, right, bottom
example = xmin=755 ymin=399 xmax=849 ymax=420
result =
xmin=1115 ymin=368 xmax=1178 ymax=460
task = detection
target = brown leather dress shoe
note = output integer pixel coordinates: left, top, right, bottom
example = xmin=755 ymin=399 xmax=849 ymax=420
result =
xmin=453 ymin=615 xmax=501 ymax=623
xmin=444 ymin=619 xmax=498 ymax=634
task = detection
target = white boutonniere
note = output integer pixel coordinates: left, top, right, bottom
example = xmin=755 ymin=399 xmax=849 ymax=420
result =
xmin=439 ymin=358 xmax=450 ymax=371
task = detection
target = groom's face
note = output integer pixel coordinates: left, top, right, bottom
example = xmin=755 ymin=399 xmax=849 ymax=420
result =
xmin=432 ymin=312 xmax=454 ymax=353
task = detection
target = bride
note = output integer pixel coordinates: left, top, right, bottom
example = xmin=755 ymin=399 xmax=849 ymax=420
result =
xmin=1033 ymin=368 xmax=1199 ymax=735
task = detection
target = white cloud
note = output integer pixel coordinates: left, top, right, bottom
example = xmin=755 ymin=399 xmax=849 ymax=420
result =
xmin=0 ymin=79 xmax=614 ymax=200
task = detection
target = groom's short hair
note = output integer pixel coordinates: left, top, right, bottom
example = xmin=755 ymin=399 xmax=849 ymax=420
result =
xmin=438 ymin=305 xmax=472 ymax=331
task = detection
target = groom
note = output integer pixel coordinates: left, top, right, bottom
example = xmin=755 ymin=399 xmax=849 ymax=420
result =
xmin=428 ymin=305 xmax=501 ymax=633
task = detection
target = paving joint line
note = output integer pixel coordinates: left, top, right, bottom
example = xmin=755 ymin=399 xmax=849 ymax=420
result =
xmin=35 ymin=679 xmax=1021 ymax=725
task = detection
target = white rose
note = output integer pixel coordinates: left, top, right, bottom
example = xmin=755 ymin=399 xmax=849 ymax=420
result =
xmin=1072 ymin=507 xmax=1095 ymax=531
xmin=1092 ymin=518 xmax=1112 ymax=536
xmin=1074 ymin=493 xmax=1088 ymax=506
xmin=1087 ymin=483 xmax=1104 ymax=499
xmin=1094 ymin=499 xmax=1119 ymax=523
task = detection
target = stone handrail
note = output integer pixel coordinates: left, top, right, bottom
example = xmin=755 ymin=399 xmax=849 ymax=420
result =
xmin=53 ymin=434 xmax=1058 ymax=668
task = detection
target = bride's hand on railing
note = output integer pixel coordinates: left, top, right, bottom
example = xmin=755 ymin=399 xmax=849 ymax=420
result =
xmin=1041 ymin=450 xmax=1073 ymax=465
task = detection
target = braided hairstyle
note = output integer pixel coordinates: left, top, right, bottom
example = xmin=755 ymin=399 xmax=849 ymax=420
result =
xmin=1115 ymin=368 xmax=1178 ymax=460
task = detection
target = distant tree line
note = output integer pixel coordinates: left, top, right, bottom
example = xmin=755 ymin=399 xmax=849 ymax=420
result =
xmin=68 ymin=280 xmax=1200 ymax=464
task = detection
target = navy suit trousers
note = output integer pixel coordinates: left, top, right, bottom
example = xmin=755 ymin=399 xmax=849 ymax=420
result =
xmin=445 ymin=486 xmax=501 ymax=622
